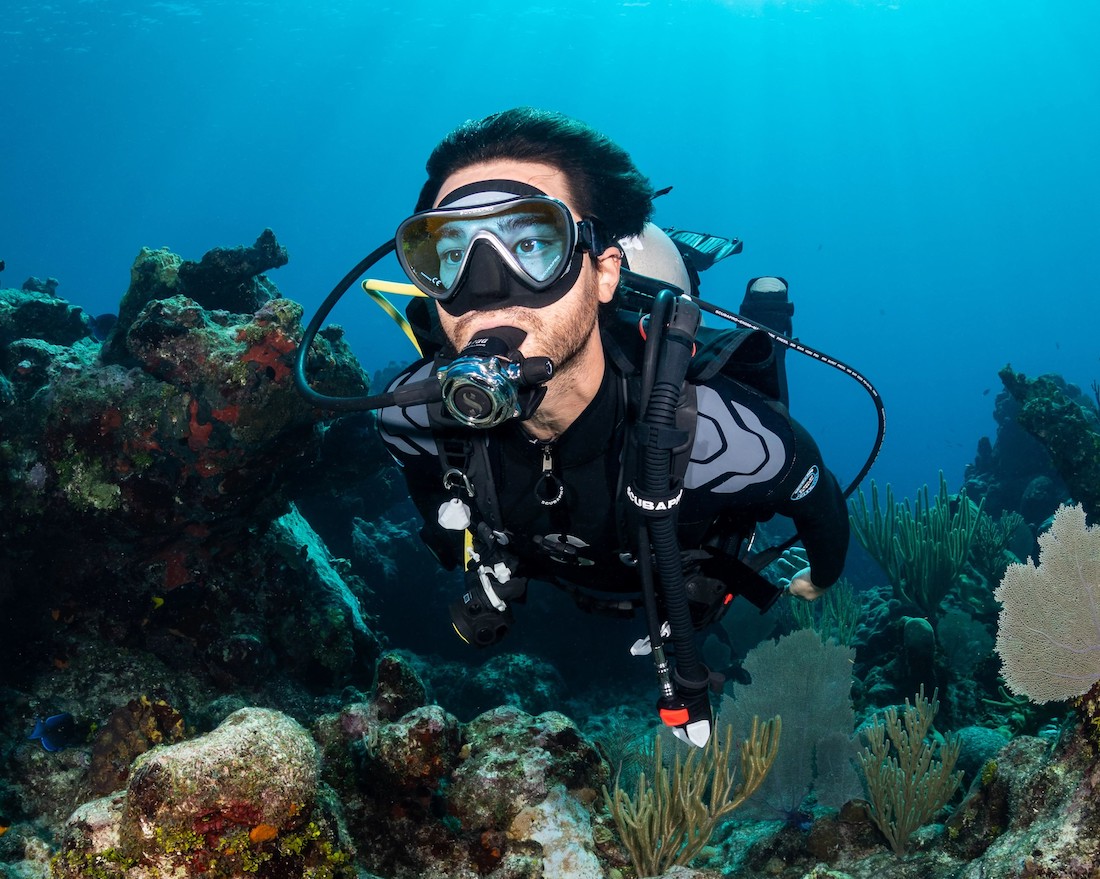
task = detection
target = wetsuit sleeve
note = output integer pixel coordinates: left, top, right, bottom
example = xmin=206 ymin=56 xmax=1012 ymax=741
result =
xmin=685 ymin=380 xmax=849 ymax=589
xmin=376 ymin=362 xmax=465 ymax=570
xmin=770 ymin=415 xmax=849 ymax=589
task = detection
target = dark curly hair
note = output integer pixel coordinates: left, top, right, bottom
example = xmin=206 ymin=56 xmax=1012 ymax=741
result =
xmin=415 ymin=107 xmax=655 ymax=243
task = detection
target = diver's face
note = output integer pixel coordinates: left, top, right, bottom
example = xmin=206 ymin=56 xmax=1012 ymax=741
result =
xmin=432 ymin=159 xmax=620 ymax=370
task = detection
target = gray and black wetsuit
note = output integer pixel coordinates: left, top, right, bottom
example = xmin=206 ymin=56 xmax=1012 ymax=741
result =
xmin=378 ymin=346 xmax=848 ymax=604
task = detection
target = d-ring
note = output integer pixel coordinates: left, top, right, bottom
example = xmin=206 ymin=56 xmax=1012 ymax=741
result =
xmin=442 ymin=468 xmax=475 ymax=497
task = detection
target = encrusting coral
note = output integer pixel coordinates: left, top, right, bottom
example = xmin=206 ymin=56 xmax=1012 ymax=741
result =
xmin=53 ymin=708 xmax=355 ymax=879
xmin=0 ymin=235 xmax=384 ymax=688
xmin=998 ymin=366 xmax=1100 ymax=519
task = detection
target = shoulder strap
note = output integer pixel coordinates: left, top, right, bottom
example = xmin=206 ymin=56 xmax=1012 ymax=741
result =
xmin=435 ymin=432 xmax=506 ymax=539
xmin=688 ymin=323 xmax=781 ymax=400
xmin=602 ymin=308 xmax=782 ymax=401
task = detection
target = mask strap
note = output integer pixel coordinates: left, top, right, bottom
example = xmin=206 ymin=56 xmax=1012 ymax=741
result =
xmin=578 ymin=218 xmax=613 ymax=258
xmin=438 ymin=179 xmax=545 ymax=207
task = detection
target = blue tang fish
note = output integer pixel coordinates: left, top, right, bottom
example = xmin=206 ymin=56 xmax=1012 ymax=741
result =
xmin=27 ymin=713 xmax=78 ymax=752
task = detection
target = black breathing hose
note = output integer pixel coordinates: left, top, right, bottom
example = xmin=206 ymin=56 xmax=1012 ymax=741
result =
xmin=638 ymin=290 xmax=707 ymax=692
xmin=689 ymin=297 xmax=887 ymax=573
xmin=294 ymin=240 xmax=406 ymax=412
xmin=635 ymin=291 xmax=671 ymax=655
xmin=694 ymin=297 xmax=886 ymax=500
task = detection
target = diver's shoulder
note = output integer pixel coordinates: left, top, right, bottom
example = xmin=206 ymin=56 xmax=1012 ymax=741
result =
xmin=382 ymin=358 xmax=434 ymax=392
xmin=694 ymin=369 xmax=784 ymax=413
xmin=377 ymin=358 xmax=438 ymax=459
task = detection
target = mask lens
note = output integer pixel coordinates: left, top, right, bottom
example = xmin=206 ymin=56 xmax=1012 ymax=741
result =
xmin=396 ymin=197 xmax=575 ymax=299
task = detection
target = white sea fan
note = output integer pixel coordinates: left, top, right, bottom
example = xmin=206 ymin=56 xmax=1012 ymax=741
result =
xmin=994 ymin=503 xmax=1100 ymax=703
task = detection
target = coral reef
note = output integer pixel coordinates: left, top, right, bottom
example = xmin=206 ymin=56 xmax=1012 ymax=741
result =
xmin=449 ymin=706 xmax=606 ymax=833
xmin=0 ymin=237 xmax=382 ymax=692
xmin=312 ymin=657 xmax=612 ymax=878
xmin=0 ymin=286 xmax=91 ymax=349
xmin=997 ymin=366 xmax=1100 ymax=520
xmin=102 ymin=229 xmax=288 ymax=364
xmin=418 ymin=652 xmax=569 ymax=722
xmin=849 ymin=473 xmax=982 ymax=619
xmin=944 ymin=729 xmax=1100 ymax=877
xmin=0 ymin=236 xmax=388 ymax=875
xmin=87 ymin=695 xmax=187 ymax=797
xmin=963 ymin=372 xmax=1082 ymax=527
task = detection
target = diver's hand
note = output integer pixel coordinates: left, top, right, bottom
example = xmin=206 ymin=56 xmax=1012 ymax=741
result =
xmin=772 ymin=546 xmax=808 ymax=585
xmin=773 ymin=547 xmax=825 ymax=602
xmin=787 ymin=570 xmax=825 ymax=602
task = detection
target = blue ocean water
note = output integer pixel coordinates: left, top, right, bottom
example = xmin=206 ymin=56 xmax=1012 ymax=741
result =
xmin=2 ymin=0 xmax=1097 ymax=499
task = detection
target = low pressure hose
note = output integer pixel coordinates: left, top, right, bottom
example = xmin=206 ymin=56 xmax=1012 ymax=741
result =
xmin=295 ymin=241 xmax=406 ymax=412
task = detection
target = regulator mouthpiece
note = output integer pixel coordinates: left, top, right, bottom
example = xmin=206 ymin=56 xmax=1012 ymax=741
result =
xmin=438 ymin=327 xmax=553 ymax=428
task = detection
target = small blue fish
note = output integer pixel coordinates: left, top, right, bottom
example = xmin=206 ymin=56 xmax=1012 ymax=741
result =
xmin=27 ymin=712 xmax=78 ymax=752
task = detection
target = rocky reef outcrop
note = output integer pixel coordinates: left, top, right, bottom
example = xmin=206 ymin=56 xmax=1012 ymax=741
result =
xmin=35 ymin=647 xmax=1100 ymax=879
xmin=53 ymin=707 xmax=355 ymax=879
xmin=996 ymin=366 xmax=1100 ymax=520
xmin=102 ymin=229 xmax=289 ymax=364
xmin=312 ymin=653 xmax=612 ymax=879
xmin=963 ymin=368 xmax=1098 ymax=527
xmin=1 ymin=233 xmax=385 ymax=690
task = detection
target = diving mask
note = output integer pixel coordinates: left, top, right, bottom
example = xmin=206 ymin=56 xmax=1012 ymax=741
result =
xmin=394 ymin=180 xmax=600 ymax=315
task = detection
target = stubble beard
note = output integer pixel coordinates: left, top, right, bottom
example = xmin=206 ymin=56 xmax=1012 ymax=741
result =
xmin=532 ymin=273 xmax=601 ymax=383
xmin=442 ymin=274 xmax=601 ymax=383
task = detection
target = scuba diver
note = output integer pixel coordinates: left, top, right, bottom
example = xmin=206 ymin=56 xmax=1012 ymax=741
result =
xmin=296 ymin=107 xmax=883 ymax=746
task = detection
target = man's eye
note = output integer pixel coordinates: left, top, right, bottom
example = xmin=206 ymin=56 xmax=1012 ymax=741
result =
xmin=516 ymin=238 xmax=549 ymax=255
xmin=440 ymin=248 xmax=464 ymax=265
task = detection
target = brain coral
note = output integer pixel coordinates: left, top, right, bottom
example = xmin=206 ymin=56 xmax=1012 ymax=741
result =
xmin=995 ymin=503 xmax=1100 ymax=703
